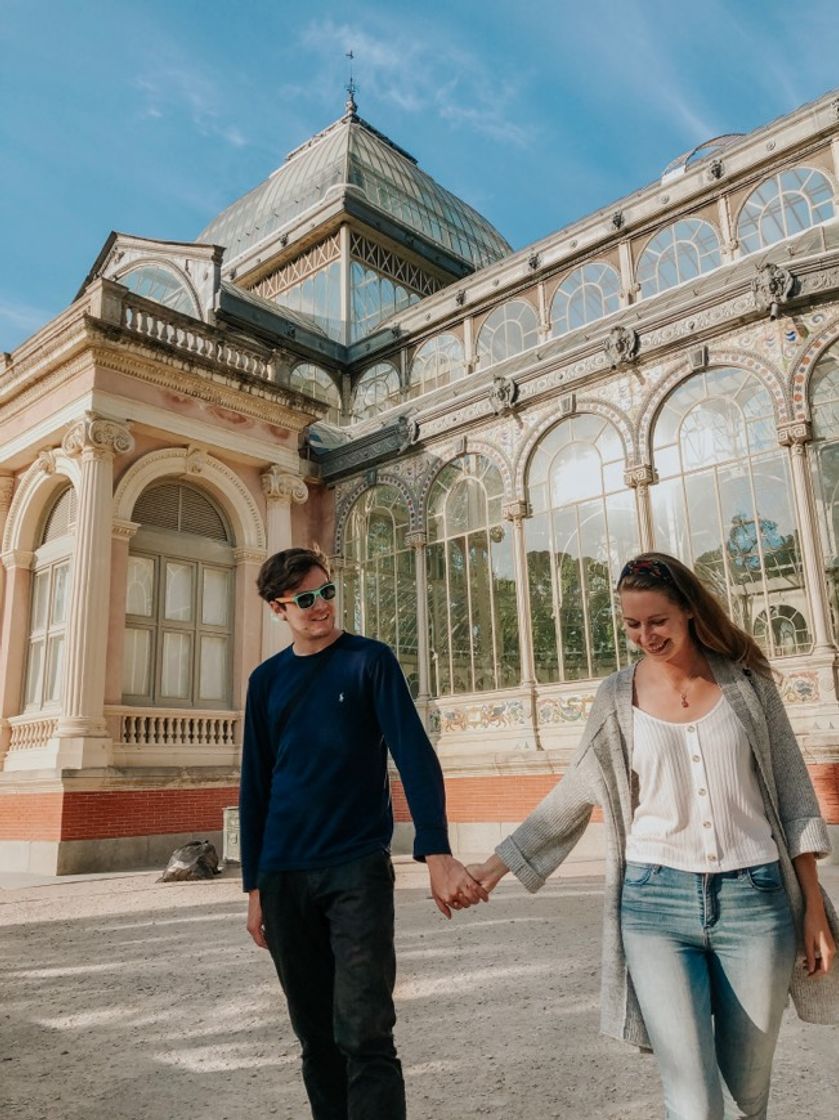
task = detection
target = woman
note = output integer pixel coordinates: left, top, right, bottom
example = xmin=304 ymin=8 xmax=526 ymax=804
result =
xmin=468 ymin=553 xmax=838 ymax=1120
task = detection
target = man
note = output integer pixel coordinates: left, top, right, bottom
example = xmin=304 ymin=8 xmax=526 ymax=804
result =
xmin=240 ymin=547 xmax=485 ymax=1120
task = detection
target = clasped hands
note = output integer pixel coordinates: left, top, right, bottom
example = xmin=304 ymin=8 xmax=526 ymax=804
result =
xmin=426 ymin=853 xmax=508 ymax=919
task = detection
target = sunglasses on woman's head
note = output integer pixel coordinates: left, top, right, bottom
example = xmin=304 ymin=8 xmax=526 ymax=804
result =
xmin=274 ymin=582 xmax=337 ymax=610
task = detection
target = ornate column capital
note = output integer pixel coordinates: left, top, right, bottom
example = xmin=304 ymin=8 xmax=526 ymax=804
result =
xmin=0 ymin=474 xmax=14 ymax=514
xmin=261 ymin=465 xmax=309 ymax=504
xmin=778 ymin=420 xmax=813 ymax=454
xmin=112 ymin=518 xmax=141 ymax=542
xmin=502 ymin=499 xmax=530 ymax=522
xmin=405 ymin=530 xmax=428 ymax=550
xmin=233 ymin=546 xmax=268 ymax=565
xmin=1 ymin=548 xmax=34 ymax=571
xmin=62 ymin=412 xmax=134 ymax=460
xmin=624 ymin=464 xmax=658 ymax=489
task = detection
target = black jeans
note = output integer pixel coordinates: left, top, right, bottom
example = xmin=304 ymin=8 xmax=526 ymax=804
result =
xmin=259 ymin=850 xmax=406 ymax=1120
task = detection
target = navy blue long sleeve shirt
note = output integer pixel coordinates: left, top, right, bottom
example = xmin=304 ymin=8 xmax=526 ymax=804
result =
xmin=238 ymin=632 xmax=451 ymax=891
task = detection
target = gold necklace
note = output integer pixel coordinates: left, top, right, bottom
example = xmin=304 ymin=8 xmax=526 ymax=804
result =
xmin=674 ymin=668 xmax=702 ymax=708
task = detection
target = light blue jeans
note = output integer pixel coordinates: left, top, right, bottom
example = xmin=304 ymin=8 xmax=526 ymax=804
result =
xmin=620 ymin=861 xmax=797 ymax=1120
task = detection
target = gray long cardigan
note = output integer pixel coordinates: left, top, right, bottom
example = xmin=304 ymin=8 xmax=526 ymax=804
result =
xmin=496 ymin=653 xmax=839 ymax=1048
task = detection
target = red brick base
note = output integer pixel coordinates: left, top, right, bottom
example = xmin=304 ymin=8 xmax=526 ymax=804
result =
xmin=0 ymin=763 xmax=837 ymax=846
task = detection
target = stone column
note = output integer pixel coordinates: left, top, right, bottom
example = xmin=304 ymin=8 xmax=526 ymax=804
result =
xmin=717 ymin=196 xmax=736 ymax=263
xmin=54 ymin=413 xmax=134 ymax=767
xmin=104 ymin=519 xmax=140 ymax=706
xmin=618 ymin=241 xmax=635 ymax=306
xmin=260 ymin=466 xmax=308 ymax=659
xmin=625 ymin=465 xmax=657 ymax=553
xmin=0 ymin=549 xmax=34 ymax=761
xmin=778 ymin=421 xmax=835 ymax=655
xmin=503 ymin=500 xmax=536 ymax=686
xmin=0 ymin=474 xmax=14 ymax=631
xmin=406 ymin=530 xmax=431 ymax=701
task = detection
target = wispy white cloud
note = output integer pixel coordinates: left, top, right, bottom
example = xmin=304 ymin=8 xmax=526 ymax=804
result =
xmin=299 ymin=19 xmax=536 ymax=148
xmin=134 ymin=61 xmax=249 ymax=148
xmin=0 ymin=296 xmax=55 ymax=349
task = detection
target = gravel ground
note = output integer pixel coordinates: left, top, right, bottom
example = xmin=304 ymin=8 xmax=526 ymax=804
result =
xmin=1 ymin=859 xmax=837 ymax=1120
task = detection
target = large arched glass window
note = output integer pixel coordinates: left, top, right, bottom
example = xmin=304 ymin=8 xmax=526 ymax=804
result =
xmin=23 ymin=486 xmax=76 ymax=711
xmin=123 ymin=483 xmax=235 ymax=708
xmin=427 ymin=454 xmax=519 ymax=694
xmin=289 ymin=363 xmax=342 ymax=424
xmin=550 ymin=262 xmax=621 ymax=337
xmin=737 ymin=167 xmax=835 ymax=254
xmin=408 ymin=333 xmax=466 ymax=398
xmin=476 ymin=300 xmax=540 ymax=370
xmin=342 ymin=486 xmax=418 ymax=693
xmin=637 ymin=219 xmax=722 ymax=298
xmin=651 ymin=368 xmax=810 ymax=656
xmin=525 ymin=415 xmax=638 ymax=682
xmin=808 ymin=338 xmax=839 ymax=639
xmin=352 ymin=363 xmax=402 ymax=421
xmin=119 ymin=265 xmax=198 ymax=317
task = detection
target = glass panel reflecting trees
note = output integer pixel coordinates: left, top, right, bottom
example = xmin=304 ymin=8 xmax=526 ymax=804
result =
xmin=651 ymin=368 xmax=810 ymax=656
xmin=427 ymin=455 xmax=519 ymax=694
xmin=526 ymin=415 xmax=638 ymax=682
xmin=408 ymin=333 xmax=466 ymax=398
xmin=808 ymin=339 xmax=839 ymax=641
xmin=351 ymin=261 xmax=421 ymax=341
xmin=352 ymin=362 xmax=402 ymax=420
xmin=550 ymin=262 xmax=621 ymax=337
xmin=289 ymin=363 xmax=342 ymax=424
xmin=737 ymin=167 xmax=835 ymax=254
xmin=343 ymin=486 xmax=418 ymax=694
xmin=637 ymin=219 xmax=722 ymax=298
xmin=476 ymin=300 xmax=540 ymax=369
xmin=274 ymin=260 xmax=343 ymax=340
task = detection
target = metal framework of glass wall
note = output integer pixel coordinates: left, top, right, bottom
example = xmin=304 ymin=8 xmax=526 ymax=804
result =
xmin=426 ymin=454 xmax=520 ymax=694
xmin=525 ymin=415 xmax=638 ymax=681
xmin=342 ymin=485 xmax=419 ymax=693
xmin=650 ymin=367 xmax=810 ymax=656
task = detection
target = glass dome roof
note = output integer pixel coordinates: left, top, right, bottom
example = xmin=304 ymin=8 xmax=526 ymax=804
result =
xmin=197 ymin=113 xmax=512 ymax=270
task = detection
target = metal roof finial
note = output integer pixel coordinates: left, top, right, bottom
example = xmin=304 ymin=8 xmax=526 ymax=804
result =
xmin=345 ymin=50 xmax=358 ymax=117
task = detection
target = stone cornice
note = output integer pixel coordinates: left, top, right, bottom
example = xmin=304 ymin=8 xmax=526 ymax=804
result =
xmin=1 ymin=548 xmax=34 ymax=570
xmin=233 ymin=547 xmax=267 ymax=564
xmin=112 ymin=518 xmax=141 ymax=541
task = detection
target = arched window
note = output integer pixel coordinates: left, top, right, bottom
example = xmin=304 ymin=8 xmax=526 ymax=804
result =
xmin=289 ymin=363 xmax=342 ymax=424
xmin=651 ymin=368 xmax=809 ymax=657
xmin=427 ymin=454 xmax=519 ymax=694
xmin=352 ymin=363 xmax=402 ymax=421
xmin=123 ymin=483 xmax=235 ymax=708
xmin=550 ymin=262 xmax=621 ymax=337
xmin=525 ymin=415 xmax=638 ymax=682
xmin=807 ymin=339 xmax=839 ymax=639
xmin=637 ymin=219 xmax=722 ymax=298
xmin=119 ymin=265 xmax=198 ymax=317
xmin=737 ymin=167 xmax=835 ymax=254
xmin=408 ymin=333 xmax=466 ymax=398
xmin=342 ymin=486 xmax=418 ymax=693
xmin=476 ymin=300 xmax=540 ymax=370
xmin=23 ymin=487 xmax=76 ymax=711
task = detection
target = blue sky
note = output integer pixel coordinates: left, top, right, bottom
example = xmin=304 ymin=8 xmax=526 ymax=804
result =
xmin=2 ymin=0 xmax=838 ymax=352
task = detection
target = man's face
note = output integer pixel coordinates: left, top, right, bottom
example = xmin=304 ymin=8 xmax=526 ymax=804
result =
xmin=271 ymin=565 xmax=336 ymax=644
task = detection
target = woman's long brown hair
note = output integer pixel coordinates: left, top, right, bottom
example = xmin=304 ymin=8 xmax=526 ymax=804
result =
xmin=617 ymin=551 xmax=772 ymax=678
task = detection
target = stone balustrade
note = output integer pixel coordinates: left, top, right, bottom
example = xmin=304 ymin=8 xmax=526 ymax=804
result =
xmin=121 ymin=297 xmax=272 ymax=380
xmin=6 ymin=715 xmax=59 ymax=752
xmin=108 ymin=706 xmax=240 ymax=749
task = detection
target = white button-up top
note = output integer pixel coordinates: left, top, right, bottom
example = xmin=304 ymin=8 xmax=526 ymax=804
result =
xmin=626 ymin=694 xmax=779 ymax=872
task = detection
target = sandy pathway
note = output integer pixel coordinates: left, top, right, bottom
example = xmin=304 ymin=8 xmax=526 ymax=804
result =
xmin=1 ymin=863 xmax=837 ymax=1119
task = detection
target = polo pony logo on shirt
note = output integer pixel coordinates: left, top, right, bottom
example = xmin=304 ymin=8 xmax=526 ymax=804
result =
xmin=338 ymin=693 xmax=345 ymax=703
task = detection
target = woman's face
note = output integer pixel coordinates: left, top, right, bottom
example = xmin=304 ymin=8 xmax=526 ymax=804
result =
xmin=620 ymin=587 xmax=694 ymax=662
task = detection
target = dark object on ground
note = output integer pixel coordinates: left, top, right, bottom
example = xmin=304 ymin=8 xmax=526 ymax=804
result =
xmin=159 ymin=840 xmax=221 ymax=882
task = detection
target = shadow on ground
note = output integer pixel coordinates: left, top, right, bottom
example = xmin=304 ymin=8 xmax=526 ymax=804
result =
xmin=1 ymin=870 xmax=836 ymax=1119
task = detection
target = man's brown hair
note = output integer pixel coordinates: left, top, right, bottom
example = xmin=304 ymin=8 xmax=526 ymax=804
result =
xmin=256 ymin=547 xmax=330 ymax=603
